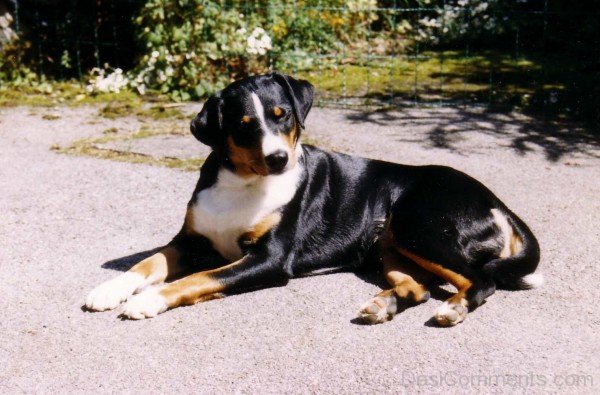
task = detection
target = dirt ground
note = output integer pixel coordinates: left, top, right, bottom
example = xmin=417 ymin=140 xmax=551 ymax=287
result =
xmin=0 ymin=104 xmax=598 ymax=393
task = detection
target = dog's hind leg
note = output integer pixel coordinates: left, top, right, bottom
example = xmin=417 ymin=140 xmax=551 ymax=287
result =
xmin=85 ymin=246 xmax=183 ymax=312
xmin=397 ymin=248 xmax=496 ymax=327
xmin=358 ymin=235 xmax=431 ymax=324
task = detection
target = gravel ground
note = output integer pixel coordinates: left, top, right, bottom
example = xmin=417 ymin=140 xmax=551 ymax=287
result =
xmin=0 ymin=105 xmax=598 ymax=394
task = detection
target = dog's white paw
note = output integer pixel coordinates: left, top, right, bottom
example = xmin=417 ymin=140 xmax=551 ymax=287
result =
xmin=434 ymin=299 xmax=468 ymax=327
xmin=121 ymin=286 xmax=168 ymax=320
xmin=358 ymin=294 xmax=398 ymax=324
xmin=85 ymin=272 xmax=144 ymax=311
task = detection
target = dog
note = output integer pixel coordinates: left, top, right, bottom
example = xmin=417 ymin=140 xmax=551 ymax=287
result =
xmin=85 ymin=72 xmax=542 ymax=326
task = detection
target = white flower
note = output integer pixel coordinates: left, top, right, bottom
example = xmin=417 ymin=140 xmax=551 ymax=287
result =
xmin=419 ymin=17 xmax=440 ymax=28
xmin=86 ymin=66 xmax=129 ymax=94
xmin=151 ymin=50 xmax=159 ymax=58
xmin=475 ymin=2 xmax=488 ymax=12
xmin=246 ymin=27 xmax=272 ymax=55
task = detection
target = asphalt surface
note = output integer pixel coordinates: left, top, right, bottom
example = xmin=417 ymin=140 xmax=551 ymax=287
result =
xmin=0 ymin=105 xmax=599 ymax=393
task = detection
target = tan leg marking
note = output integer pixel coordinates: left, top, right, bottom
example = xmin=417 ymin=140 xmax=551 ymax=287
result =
xmin=397 ymin=248 xmax=472 ymax=298
xmin=86 ymin=246 xmax=182 ymax=312
xmin=129 ymin=246 xmax=183 ymax=283
xmin=121 ymin=259 xmax=242 ymax=319
xmin=384 ymin=261 xmax=430 ymax=303
xmin=358 ymin=235 xmax=430 ymax=324
xmin=382 ymin=233 xmax=431 ymax=303
xmin=397 ymin=248 xmax=472 ymax=326
xmin=158 ymin=259 xmax=243 ymax=308
xmin=240 ymin=212 xmax=282 ymax=245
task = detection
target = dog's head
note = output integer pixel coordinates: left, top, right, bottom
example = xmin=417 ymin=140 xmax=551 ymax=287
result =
xmin=190 ymin=73 xmax=314 ymax=177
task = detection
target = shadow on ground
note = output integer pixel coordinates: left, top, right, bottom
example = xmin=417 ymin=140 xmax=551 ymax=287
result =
xmin=345 ymin=107 xmax=599 ymax=162
xmin=101 ymin=248 xmax=162 ymax=272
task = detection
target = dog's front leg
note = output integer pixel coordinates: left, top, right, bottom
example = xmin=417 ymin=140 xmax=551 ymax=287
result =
xmin=85 ymin=246 xmax=183 ymax=312
xmin=121 ymin=253 xmax=289 ymax=319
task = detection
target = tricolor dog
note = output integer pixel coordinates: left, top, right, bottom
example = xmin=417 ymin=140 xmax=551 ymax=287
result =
xmin=85 ymin=73 xmax=542 ymax=326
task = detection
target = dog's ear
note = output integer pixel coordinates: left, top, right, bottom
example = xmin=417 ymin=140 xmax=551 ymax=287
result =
xmin=273 ymin=73 xmax=314 ymax=129
xmin=190 ymin=95 xmax=223 ymax=147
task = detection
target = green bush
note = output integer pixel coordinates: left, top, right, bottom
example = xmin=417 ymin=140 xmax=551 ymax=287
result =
xmin=130 ymin=0 xmax=378 ymax=100
xmin=0 ymin=20 xmax=38 ymax=87
xmin=130 ymin=1 xmax=252 ymax=101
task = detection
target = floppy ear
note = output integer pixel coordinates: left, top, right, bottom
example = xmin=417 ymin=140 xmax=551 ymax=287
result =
xmin=273 ymin=73 xmax=314 ymax=129
xmin=190 ymin=95 xmax=223 ymax=147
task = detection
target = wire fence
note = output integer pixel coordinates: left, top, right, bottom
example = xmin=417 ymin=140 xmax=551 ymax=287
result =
xmin=5 ymin=0 xmax=140 ymax=79
xmin=3 ymin=0 xmax=599 ymax=123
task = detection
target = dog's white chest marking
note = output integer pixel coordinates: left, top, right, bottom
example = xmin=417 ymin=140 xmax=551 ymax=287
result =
xmin=189 ymin=164 xmax=301 ymax=261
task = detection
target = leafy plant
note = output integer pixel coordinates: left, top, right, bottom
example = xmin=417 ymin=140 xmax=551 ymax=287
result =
xmin=130 ymin=0 xmax=263 ymax=101
xmin=131 ymin=0 xmax=378 ymax=100
xmin=0 ymin=35 xmax=38 ymax=86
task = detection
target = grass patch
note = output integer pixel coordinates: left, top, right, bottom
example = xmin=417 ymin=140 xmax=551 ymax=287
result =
xmin=0 ymin=82 xmax=146 ymax=107
xmin=297 ymin=52 xmax=493 ymax=99
xmin=297 ymin=50 xmax=599 ymax=125
xmin=98 ymin=102 xmax=139 ymax=119
xmin=0 ymin=82 xmax=191 ymax=124
xmin=57 ymin=124 xmax=204 ymax=172
xmin=62 ymin=144 xmax=205 ymax=171
xmin=103 ymin=127 xmax=119 ymax=135
xmin=99 ymin=102 xmax=188 ymax=121
xmin=41 ymin=113 xmax=61 ymax=120
xmin=143 ymin=104 xmax=188 ymax=120
xmin=0 ymin=81 xmax=189 ymax=122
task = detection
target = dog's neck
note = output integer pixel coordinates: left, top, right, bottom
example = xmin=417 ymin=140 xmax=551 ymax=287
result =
xmin=190 ymin=145 xmax=304 ymax=261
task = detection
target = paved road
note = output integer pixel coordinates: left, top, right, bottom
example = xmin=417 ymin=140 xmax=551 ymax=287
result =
xmin=1 ymin=105 xmax=598 ymax=393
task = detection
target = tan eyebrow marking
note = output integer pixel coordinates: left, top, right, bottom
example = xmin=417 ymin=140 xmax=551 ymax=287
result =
xmin=241 ymin=115 xmax=251 ymax=124
xmin=273 ymin=107 xmax=282 ymax=117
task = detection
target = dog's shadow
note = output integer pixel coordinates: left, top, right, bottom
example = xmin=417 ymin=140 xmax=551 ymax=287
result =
xmin=101 ymin=248 xmax=163 ymax=272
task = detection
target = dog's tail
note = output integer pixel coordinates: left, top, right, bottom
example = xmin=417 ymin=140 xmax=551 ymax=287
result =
xmin=482 ymin=209 xmax=542 ymax=290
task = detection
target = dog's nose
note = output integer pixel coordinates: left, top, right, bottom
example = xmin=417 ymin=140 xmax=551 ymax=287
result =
xmin=264 ymin=150 xmax=288 ymax=173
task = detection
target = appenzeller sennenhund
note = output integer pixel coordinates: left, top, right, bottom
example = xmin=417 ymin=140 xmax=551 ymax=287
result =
xmin=86 ymin=73 xmax=542 ymax=326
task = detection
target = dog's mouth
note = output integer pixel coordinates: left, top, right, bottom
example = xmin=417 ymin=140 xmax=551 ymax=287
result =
xmin=250 ymin=156 xmax=292 ymax=176
xmin=251 ymin=165 xmax=271 ymax=177
xmin=251 ymin=164 xmax=289 ymax=177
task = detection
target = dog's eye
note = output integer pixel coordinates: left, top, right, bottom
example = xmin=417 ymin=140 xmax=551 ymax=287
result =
xmin=273 ymin=107 xmax=287 ymax=118
xmin=241 ymin=115 xmax=251 ymax=124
